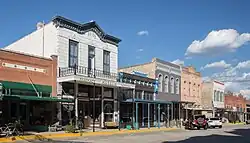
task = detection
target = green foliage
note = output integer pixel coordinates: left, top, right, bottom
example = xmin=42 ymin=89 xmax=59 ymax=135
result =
xmin=65 ymin=120 xmax=76 ymax=133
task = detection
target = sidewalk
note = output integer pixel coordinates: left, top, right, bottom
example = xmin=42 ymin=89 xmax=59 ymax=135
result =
xmin=223 ymin=122 xmax=245 ymax=125
xmin=0 ymin=127 xmax=178 ymax=143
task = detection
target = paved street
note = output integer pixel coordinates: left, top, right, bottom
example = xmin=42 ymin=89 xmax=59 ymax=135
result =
xmin=17 ymin=124 xmax=250 ymax=143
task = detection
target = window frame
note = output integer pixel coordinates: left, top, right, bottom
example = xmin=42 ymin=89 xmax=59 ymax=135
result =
xmin=164 ymin=75 xmax=169 ymax=93
xmin=103 ymin=50 xmax=110 ymax=75
xmin=175 ymin=78 xmax=179 ymax=94
xmin=68 ymin=40 xmax=79 ymax=67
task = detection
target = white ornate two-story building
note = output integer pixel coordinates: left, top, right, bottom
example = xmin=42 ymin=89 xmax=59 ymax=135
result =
xmin=4 ymin=16 xmax=134 ymax=128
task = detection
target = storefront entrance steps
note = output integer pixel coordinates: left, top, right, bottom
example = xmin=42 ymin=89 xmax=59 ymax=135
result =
xmin=0 ymin=127 xmax=178 ymax=142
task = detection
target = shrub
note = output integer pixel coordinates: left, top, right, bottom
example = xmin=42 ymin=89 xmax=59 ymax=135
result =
xmin=65 ymin=123 xmax=76 ymax=133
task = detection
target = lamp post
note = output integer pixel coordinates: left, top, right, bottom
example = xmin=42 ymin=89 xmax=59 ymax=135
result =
xmin=118 ymin=87 xmax=121 ymax=131
xmin=92 ymin=69 xmax=96 ymax=132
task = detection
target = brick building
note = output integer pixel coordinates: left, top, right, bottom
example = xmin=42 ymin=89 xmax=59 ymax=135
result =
xmin=0 ymin=49 xmax=71 ymax=130
xmin=224 ymin=92 xmax=246 ymax=122
xmin=181 ymin=66 xmax=202 ymax=119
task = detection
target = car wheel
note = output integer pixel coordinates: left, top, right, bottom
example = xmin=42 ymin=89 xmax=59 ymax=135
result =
xmin=190 ymin=124 xmax=194 ymax=130
xmin=204 ymin=124 xmax=208 ymax=130
xmin=197 ymin=127 xmax=200 ymax=130
xmin=219 ymin=126 xmax=222 ymax=128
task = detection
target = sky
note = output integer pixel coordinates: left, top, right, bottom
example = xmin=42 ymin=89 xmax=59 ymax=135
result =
xmin=1 ymin=0 xmax=250 ymax=97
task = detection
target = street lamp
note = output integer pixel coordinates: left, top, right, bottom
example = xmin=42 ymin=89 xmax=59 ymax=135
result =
xmin=92 ymin=69 xmax=96 ymax=132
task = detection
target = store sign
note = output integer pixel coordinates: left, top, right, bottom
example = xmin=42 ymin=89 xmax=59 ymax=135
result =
xmin=76 ymin=76 xmax=135 ymax=89
xmin=132 ymin=71 xmax=148 ymax=77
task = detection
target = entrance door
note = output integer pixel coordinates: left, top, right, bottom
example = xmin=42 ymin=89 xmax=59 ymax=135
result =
xmin=104 ymin=102 xmax=114 ymax=122
xmin=20 ymin=102 xmax=27 ymax=128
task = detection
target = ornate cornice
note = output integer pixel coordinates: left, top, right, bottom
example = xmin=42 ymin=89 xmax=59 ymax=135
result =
xmin=52 ymin=16 xmax=121 ymax=46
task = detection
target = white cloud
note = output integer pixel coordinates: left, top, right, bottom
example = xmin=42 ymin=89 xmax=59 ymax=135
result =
xmin=235 ymin=60 xmax=250 ymax=69
xmin=137 ymin=30 xmax=149 ymax=36
xmin=136 ymin=48 xmax=144 ymax=52
xmin=239 ymin=89 xmax=250 ymax=97
xmin=185 ymin=29 xmax=250 ymax=56
xmin=201 ymin=60 xmax=231 ymax=70
xmin=208 ymin=60 xmax=250 ymax=98
xmin=171 ymin=59 xmax=184 ymax=66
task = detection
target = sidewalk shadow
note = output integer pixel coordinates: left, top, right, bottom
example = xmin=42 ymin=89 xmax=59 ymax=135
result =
xmin=162 ymin=128 xmax=250 ymax=143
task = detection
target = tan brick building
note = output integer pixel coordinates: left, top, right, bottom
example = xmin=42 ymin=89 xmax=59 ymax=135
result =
xmin=181 ymin=66 xmax=202 ymax=106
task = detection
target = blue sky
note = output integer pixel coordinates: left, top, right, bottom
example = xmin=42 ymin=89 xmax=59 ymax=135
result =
xmin=1 ymin=0 xmax=250 ymax=95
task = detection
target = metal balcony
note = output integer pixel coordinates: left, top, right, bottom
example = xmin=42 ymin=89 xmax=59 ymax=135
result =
xmin=58 ymin=66 xmax=118 ymax=80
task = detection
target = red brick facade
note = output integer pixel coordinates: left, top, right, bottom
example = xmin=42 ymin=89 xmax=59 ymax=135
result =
xmin=0 ymin=49 xmax=57 ymax=96
xmin=224 ymin=92 xmax=246 ymax=112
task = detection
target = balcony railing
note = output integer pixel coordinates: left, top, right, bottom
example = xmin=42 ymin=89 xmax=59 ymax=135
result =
xmin=58 ymin=66 xmax=118 ymax=80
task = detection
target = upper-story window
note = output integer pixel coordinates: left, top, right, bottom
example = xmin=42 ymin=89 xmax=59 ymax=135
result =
xmin=103 ymin=50 xmax=110 ymax=75
xmin=176 ymin=78 xmax=179 ymax=94
xmin=214 ymin=90 xmax=216 ymax=101
xmin=222 ymin=92 xmax=225 ymax=102
xmin=69 ymin=40 xmax=78 ymax=67
xmin=164 ymin=76 xmax=169 ymax=93
xmin=158 ymin=74 xmax=163 ymax=92
xmin=88 ymin=45 xmax=95 ymax=72
xmin=216 ymin=91 xmax=220 ymax=101
xmin=170 ymin=77 xmax=174 ymax=94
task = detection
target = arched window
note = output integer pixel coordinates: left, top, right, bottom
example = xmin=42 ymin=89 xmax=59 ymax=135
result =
xmin=216 ymin=91 xmax=220 ymax=101
xmin=222 ymin=92 xmax=224 ymax=102
xmin=214 ymin=90 xmax=216 ymax=101
xmin=158 ymin=74 xmax=163 ymax=92
xmin=220 ymin=92 xmax=223 ymax=102
xmin=164 ymin=75 xmax=169 ymax=93
xmin=170 ymin=77 xmax=174 ymax=94
xmin=175 ymin=78 xmax=179 ymax=94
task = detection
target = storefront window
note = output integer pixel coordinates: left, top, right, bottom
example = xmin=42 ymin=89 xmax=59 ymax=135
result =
xmin=103 ymin=87 xmax=113 ymax=98
xmin=30 ymin=101 xmax=52 ymax=126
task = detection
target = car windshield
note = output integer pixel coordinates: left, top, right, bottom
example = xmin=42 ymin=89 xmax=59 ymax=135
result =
xmin=194 ymin=115 xmax=205 ymax=119
xmin=209 ymin=118 xmax=220 ymax=120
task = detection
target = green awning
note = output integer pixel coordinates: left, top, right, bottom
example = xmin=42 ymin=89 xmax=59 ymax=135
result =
xmin=1 ymin=81 xmax=52 ymax=93
xmin=3 ymin=95 xmax=73 ymax=102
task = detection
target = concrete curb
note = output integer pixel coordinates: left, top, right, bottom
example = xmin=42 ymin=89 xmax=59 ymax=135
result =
xmin=224 ymin=123 xmax=245 ymax=126
xmin=0 ymin=128 xmax=177 ymax=142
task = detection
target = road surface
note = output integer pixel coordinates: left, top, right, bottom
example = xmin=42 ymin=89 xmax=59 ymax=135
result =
xmin=18 ymin=124 xmax=250 ymax=143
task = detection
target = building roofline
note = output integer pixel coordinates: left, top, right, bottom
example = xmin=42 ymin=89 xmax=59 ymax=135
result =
xmin=154 ymin=58 xmax=181 ymax=69
xmin=52 ymin=16 xmax=121 ymax=45
xmin=0 ymin=49 xmax=54 ymax=61
xmin=119 ymin=61 xmax=153 ymax=70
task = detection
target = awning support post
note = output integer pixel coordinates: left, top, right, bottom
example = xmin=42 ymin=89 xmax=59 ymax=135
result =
xmin=158 ymin=104 xmax=160 ymax=128
xmin=148 ymin=103 xmax=150 ymax=129
xmin=136 ymin=102 xmax=138 ymax=130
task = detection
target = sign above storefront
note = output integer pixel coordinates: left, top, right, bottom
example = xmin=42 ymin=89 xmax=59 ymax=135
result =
xmin=131 ymin=71 xmax=148 ymax=77
xmin=75 ymin=76 xmax=135 ymax=89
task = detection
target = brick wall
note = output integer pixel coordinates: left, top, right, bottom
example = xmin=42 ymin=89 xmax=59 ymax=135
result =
xmin=0 ymin=49 xmax=57 ymax=96
xmin=225 ymin=93 xmax=246 ymax=112
xmin=181 ymin=66 xmax=202 ymax=105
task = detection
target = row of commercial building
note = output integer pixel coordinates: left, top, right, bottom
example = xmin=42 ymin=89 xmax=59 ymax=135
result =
xmin=0 ymin=16 xmax=249 ymax=131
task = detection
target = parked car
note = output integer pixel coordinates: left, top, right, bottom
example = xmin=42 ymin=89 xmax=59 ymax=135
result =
xmin=185 ymin=115 xmax=208 ymax=130
xmin=207 ymin=117 xmax=222 ymax=128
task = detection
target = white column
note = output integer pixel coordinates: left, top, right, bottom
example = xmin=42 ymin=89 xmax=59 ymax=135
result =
xmin=101 ymin=86 xmax=104 ymax=128
xmin=74 ymin=82 xmax=79 ymax=128
xmin=113 ymin=88 xmax=117 ymax=122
